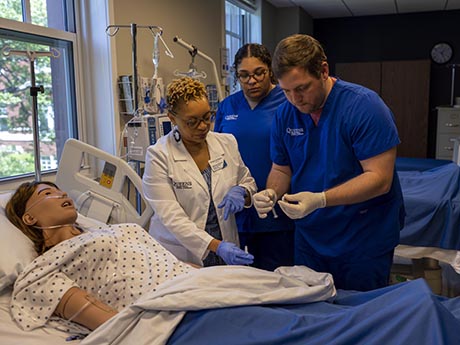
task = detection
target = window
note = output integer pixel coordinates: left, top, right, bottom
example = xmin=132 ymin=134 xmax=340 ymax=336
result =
xmin=225 ymin=0 xmax=261 ymax=93
xmin=0 ymin=0 xmax=74 ymax=31
xmin=0 ymin=0 xmax=77 ymax=180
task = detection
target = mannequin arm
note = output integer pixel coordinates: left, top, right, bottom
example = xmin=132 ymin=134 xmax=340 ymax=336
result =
xmin=54 ymin=287 xmax=118 ymax=331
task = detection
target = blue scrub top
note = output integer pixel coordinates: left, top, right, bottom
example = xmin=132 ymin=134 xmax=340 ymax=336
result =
xmin=271 ymin=79 xmax=404 ymax=258
xmin=215 ymin=85 xmax=294 ymax=233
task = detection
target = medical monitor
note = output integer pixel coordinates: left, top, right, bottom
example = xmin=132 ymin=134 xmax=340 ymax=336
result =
xmin=126 ymin=113 xmax=172 ymax=162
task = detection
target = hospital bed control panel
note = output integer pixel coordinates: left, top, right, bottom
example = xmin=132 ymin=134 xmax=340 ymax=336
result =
xmin=125 ymin=114 xmax=172 ymax=162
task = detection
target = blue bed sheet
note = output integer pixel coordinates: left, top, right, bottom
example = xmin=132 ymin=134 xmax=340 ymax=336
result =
xmin=168 ymin=279 xmax=460 ymax=345
xmin=397 ymin=158 xmax=460 ymax=250
xmin=396 ymin=157 xmax=451 ymax=172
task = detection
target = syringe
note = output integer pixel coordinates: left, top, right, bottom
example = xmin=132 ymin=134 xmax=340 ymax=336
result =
xmin=264 ymin=190 xmax=279 ymax=219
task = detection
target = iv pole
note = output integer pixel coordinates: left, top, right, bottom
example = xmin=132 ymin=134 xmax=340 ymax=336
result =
xmin=173 ymin=36 xmax=224 ymax=101
xmin=1 ymin=46 xmax=60 ymax=181
xmin=106 ymin=23 xmax=168 ymax=114
xmin=105 ymin=24 xmax=171 ymax=212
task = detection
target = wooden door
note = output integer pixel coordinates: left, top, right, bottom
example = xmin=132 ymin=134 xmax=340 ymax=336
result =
xmin=381 ymin=60 xmax=430 ymax=158
xmin=335 ymin=62 xmax=381 ymax=94
xmin=335 ymin=60 xmax=430 ymax=158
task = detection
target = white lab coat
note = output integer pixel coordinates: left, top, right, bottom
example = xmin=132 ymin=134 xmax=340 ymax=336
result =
xmin=142 ymin=131 xmax=257 ymax=266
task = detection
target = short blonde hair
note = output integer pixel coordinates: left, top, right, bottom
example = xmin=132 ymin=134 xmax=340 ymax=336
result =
xmin=166 ymin=77 xmax=208 ymax=113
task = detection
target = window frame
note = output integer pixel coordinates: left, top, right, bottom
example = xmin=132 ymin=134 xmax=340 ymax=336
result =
xmin=0 ymin=10 xmax=84 ymax=183
xmin=225 ymin=0 xmax=261 ymax=93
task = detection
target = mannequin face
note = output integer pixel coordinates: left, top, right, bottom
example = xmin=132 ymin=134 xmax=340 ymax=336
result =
xmin=237 ymin=56 xmax=273 ymax=104
xmin=23 ymin=184 xmax=77 ymax=228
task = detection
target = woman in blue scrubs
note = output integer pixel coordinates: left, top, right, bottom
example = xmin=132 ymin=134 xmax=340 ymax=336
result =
xmin=214 ymin=44 xmax=295 ymax=271
xmin=253 ymin=35 xmax=405 ymax=291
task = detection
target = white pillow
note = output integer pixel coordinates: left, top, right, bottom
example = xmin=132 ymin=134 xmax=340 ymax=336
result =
xmin=0 ymin=191 xmax=107 ymax=292
xmin=75 ymin=212 xmax=106 ymax=229
xmin=0 ymin=191 xmax=37 ymax=292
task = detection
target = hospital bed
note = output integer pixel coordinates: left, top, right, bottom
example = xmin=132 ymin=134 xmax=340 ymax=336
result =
xmin=55 ymin=138 xmax=153 ymax=227
xmin=393 ymin=156 xmax=460 ymax=294
xmin=0 ymin=138 xmax=153 ymax=343
xmin=2 ymin=140 xmax=460 ymax=345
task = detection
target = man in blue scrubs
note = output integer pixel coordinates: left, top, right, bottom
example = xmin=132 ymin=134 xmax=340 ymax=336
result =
xmin=254 ymin=34 xmax=404 ymax=291
xmin=215 ymin=44 xmax=295 ymax=271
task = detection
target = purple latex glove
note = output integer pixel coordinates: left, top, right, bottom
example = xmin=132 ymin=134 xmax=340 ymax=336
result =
xmin=216 ymin=241 xmax=254 ymax=265
xmin=217 ymin=186 xmax=246 ymax=220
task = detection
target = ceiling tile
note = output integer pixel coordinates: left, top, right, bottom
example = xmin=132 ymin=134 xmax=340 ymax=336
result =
xmin=265 ymin=0 xmax=293 ymax=7
xmin=397 ymin=0 xmax=445 ymax=13
xmin=292 ymin=0 xmax=351 ymax=18
xmin=345 ymin=0 xmax=396 ymax=16
xmin=264 ymin=0 xmax=460 ymax=18
xmin=445 ymin=0 xmax=460 ymax=10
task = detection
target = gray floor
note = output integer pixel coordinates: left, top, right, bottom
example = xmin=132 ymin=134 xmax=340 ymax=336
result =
xmin=390 ymin=258 xmax=454 ymax=296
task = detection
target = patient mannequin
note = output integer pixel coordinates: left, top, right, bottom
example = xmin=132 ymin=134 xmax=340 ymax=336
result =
xmin=6 ymin=181 xmax=196 ymax=333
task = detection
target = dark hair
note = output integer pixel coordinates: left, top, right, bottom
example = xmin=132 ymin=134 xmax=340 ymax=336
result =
xmin=232 ymin=43 xmax=276 ymax=86
xmin=272 ymin=34 xmax=327 ymax=80
xmin=5 ymin=181 xmax=59 ymax=254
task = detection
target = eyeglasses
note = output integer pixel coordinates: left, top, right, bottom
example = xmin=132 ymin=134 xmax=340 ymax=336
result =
xmin=237 ymin=69 xmax=268 ymax=83
xmin=169 ymin=109 xmax=216 ymax=129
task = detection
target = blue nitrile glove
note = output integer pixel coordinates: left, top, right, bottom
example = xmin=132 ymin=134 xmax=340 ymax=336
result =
xmin=217 ymin=186 xmax=246 ymax=220
xmin=216 ymin=241 xmax=254 ymax=265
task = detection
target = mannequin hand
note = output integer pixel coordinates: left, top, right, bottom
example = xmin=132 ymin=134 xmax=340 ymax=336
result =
xmin=218 ymin=186 xmax=246 ymax=220
xmin=216 ymin=241 xmax=254 ymax=265
xmin=253 ymin=189 xmax=277 ymax=219
xmin=278 ymin=192 xmax=326 ymax=219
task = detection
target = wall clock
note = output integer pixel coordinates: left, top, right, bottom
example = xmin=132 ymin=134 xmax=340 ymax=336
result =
xmin=430 ymin=42 xmax=453 ymax=64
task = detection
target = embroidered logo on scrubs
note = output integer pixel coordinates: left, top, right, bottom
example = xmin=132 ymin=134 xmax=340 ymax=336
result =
xmin=173 ymin=181 xmax=192 ymax=189
xmin=286 ymin=127 xmax=305 ymax=136
xmin=224 ymin=114 xmax=238 ymax=121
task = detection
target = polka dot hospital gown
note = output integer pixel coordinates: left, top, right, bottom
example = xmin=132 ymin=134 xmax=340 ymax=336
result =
xmin=10 ymin=223 xmax=194 ymax=334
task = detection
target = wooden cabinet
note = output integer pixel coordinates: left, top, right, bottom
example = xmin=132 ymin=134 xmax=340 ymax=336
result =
xmin=436 ymin=107 xmax=460 ymax=160
xmin=335 ymin=60 xmax=430 ymax=158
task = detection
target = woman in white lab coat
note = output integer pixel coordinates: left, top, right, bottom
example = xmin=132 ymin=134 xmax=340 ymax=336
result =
xmin=142 ymin=77 xmax=257 ymax=267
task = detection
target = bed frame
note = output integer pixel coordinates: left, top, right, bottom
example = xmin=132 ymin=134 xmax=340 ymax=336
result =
xmin=56 ymin=138 xmax=152 ymax=228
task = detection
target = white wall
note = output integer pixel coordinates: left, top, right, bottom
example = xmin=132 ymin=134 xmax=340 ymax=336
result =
xmin=109 ymin=0 xmax=225 ymax=151
xmin=111 ymin=0 xmax=225 ymax=97
xmin=261 ymin=1 xmax=313 ymax=55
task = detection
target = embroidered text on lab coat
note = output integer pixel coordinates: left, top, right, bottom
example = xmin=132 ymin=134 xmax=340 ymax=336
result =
xmin=173 ymin=181 xmax=192 ymax=189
